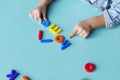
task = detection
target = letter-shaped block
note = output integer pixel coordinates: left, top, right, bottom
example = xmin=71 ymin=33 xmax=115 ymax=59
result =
xmin=41 ymin=39 xmax=53 ymax=43
xmin=42 ymin=20 xmax=50 ymax=27
xmin=38 ymin=30 xmax=43 ymax=40
xmin=61 ymin=40 xmax=71 ymax=50
xmin=6 ymin=69 xmax=19 ymax=80
xmin=49 ymin=24 xmax=62 ymax=34
xmin=55 ymin=35 xmax=64 ymax=43
xmin=84 ymin=63 xmax=95 ymax=73
xmin=22 ymin=76 xmax=29 ymax=80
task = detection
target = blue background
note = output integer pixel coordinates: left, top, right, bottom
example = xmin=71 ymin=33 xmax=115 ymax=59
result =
xmin=0 ymin=0 xmax=120 ymax=80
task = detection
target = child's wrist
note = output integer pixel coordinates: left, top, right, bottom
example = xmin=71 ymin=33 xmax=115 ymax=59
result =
xmin=85 ymin=15 xmax=105 ymax=29
xmin=85 ymin=18 xmax=99 ymax=29
xmin=83 ymin=20 xmax=94 ymax=30
xmin=40 ymin=0 xmax=52 ymax=7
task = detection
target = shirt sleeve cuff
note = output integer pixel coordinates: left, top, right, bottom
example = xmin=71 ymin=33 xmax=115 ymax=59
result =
xmin=103 ymin=9 xmax=115 ymax=28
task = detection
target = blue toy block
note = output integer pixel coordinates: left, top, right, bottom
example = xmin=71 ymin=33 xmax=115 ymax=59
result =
xmin=10 ymin=73 xmax=19 ymax=80
xmin=42 ymin=20 xmax=50 ymax=27
xmin=61 ymin=40 xmax=71 ymax=50
xmin=6 ymin=69 xmax=19 ymax=80
xmin=41 ymin=39 xmax=53 ymax=43
xmin=62 ymin=40 xmax=69 ymax=45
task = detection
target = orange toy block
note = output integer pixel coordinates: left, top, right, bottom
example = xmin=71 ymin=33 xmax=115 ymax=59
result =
xmin=22 ymin=76 xmax=29 ymax=80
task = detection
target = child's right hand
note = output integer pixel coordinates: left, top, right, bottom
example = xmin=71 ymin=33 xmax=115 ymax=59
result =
xmin=29 ymin=0 xmax=52 ymax=23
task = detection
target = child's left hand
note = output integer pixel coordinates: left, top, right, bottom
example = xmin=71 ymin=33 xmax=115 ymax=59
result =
xmin=69 ymin=21 xmax=92 ymax=39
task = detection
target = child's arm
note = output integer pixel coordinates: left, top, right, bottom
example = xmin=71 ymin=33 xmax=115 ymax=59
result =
xmin=69 ymin=14 xmax=105 ymax=39
xmin=29 ymin=0 xmax=53 ymax=23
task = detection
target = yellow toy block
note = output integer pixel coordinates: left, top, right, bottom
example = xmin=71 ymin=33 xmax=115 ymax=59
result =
xmin=49 ymin=24 xmax=62 ymax=34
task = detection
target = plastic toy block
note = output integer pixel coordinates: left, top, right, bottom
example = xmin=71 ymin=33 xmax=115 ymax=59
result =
xmin=49 ymin=24 xmax=62 ymax=34
xmin=61 ymin=40 xmax=71 ymax=50
xmin=38 ymin=30 xmax=43 ymax=40
xmin=22 ymin=76 xmax=29 ymax=80
xmin=62 ymin=40 xmax=69 ymax=45
xmin=81 ymin=78 xmax=88 ymax=80
xmin=84 ymin=63 xmax=96 ymax=73
xmin=42 ymin=20 xmax=50 ymax=27
xmin=6 ymin=69 xmax=19 ymax=80
xmin=41 ymin=39 xmax=53 ymax=43
xmin=55 ymin=35 xmax=64 ymax=43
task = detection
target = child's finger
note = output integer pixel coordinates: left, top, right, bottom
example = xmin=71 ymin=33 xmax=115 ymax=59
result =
xmin=77 ymin=28 xmax=82 ymax=35
xmin=78 ymin=31 xmax=85 ymax=38
xmin=29 ymin=12 xmax=33 ymax=18
xmin=83 ymin=32 xmax=89 ymax=38
xmin=42 ymin=10 xmax=47 ymax=20
xmin=33 ymin=11 xmax=38 ymax=20
xmin=79 ymin=30 xmax=89 ymax=38
xmin=69 ymin=29 xmax=77 ymax=39
xmin=38 ymin=18 xmax=42 ymax=24
xmin=36 ymin=11 xmax=42 ymax=23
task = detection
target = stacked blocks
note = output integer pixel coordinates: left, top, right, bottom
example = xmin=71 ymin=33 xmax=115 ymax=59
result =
xmin=6 ymin=69 xmax=19 ymax=80
xmin=49 ymin=24 xmax=62 ymax=34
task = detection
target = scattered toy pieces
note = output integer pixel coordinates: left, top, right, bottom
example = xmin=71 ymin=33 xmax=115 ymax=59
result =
xmin=49 ymin=24 xmax=62 ymax=34
xmin=41 ymin=39 xmax=53 ymax=43
xmin=6 ymin=69 xmax=19 ymax=80
xmin=84 ymin=63 xmax=96 ymax=73
xmin=61 ymin=40 xmax=71 ymax=50
xmin=55 ymin=35 xmax=64 ymax=43
xmin=22 ymin=76 xmax=29 ymax=80
xmin=38 ymin=30 xmax=43 ymax=40
xmin=42 ymin=20 xmax=50 ymax=27
xmin=41 ymin=21 xmax=71 ymax=50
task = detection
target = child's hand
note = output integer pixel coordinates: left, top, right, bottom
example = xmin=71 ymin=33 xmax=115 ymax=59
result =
xmin=69 ymin=14 xmax=105 ymax=39
xmin=29 ymin=5 xmax=47 ymax=23
xmin=69 ymin=21 xmax=92 ymax=39
xmin=29 ymin=0 xmax=52 ymax=23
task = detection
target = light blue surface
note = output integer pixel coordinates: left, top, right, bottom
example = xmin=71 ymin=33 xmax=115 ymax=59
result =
xmin=0 ymin=0 xmax=120 ymax=80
